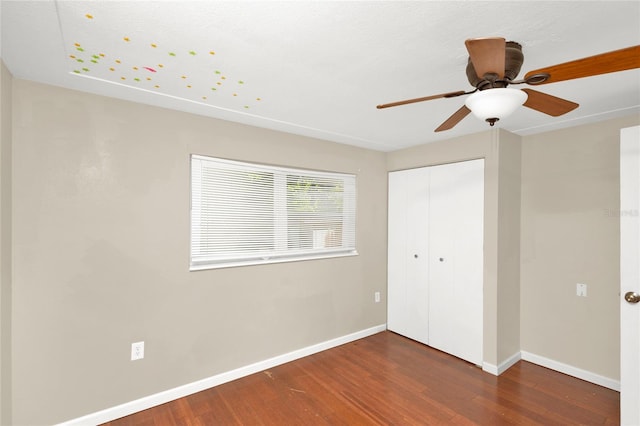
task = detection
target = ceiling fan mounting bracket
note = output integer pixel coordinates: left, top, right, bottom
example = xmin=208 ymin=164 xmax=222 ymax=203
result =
xmin=477 ymin=79 xmax=509 ymax=91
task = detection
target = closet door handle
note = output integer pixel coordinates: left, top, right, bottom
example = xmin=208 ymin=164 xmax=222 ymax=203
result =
xmin=414 ymin=254 xmax=419 ymax=258
xmin=625 ymin=291 xmax=640 ymax=304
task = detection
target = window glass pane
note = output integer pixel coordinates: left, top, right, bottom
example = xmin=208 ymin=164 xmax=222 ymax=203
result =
xmin=286 ymin=175 xmax=345 ymax=250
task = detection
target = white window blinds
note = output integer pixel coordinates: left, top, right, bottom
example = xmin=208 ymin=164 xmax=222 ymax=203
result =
xmin=191 ymin=155 xmax=357 ymax=270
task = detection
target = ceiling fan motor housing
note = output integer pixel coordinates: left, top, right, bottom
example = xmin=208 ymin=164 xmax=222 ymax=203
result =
xmin=466 ymin=41 xmax=524 ymax=89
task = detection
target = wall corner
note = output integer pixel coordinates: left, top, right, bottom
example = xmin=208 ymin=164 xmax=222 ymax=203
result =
xmin=0 ymin=58 xmax=14 ymax=426
xmin=495 ymin=129 xmax=522 ymax=367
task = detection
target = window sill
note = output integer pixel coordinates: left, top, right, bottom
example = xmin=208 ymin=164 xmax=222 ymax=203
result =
xmin=190 ymin=250 xmax=359 ymax=271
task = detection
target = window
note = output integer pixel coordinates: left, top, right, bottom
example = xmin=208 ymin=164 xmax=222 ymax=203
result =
xmin=190 ymin=155 xmax=357 ymax=270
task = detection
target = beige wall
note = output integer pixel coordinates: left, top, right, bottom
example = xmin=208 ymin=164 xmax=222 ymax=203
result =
xmin=10 ymin=80 xmax=388 ymax=425
xmin=0 ymin=61 xmax=13 ymax=426
xmin=386 ymin=128 xmax=521 ymax=368
xmin=3 ymin=73 xmax=638 ymax=424
xmin=520 ymin=114 xmax=640 ymax=380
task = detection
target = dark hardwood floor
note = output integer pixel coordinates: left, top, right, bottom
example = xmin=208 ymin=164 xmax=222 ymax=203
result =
xmin=103 ymin=331 xmax=619 ymax=425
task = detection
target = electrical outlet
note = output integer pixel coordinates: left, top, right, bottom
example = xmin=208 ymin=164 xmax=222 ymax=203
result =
xmin=131 ymin=341 xmax=144 ymax=361
xmin=374 ymin=291 xmax=381 ymax=303
xmin=576 ymin=283 xmax=587 ymax=297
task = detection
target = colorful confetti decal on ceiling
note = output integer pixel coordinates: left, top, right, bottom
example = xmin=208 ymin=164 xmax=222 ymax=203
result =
xmin=68 ymin=12 xmax=262 ymax=109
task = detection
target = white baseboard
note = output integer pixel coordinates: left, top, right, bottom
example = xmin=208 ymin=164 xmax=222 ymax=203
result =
xmin=483 ymin=351 xmax=620 ymax=392
xmin=521 ymin=350 xmax=620 ymax=391
xmin=57 ymin=324 xmax=387 ymax=426
xmin=58 ymin=329 xmax=620 ymax=425
xmin=483 ymin=351 xmax=521 ymax=376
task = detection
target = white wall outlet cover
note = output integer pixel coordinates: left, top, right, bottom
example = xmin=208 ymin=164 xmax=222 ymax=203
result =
xmin=577 ymin=283 xmax=588 ymax=297
xmin=131 ymin=341 xmax=145 ymax=361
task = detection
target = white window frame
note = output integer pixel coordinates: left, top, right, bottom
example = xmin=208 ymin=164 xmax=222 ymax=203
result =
xmin=190 ymin=155 xmax=357 ymax=270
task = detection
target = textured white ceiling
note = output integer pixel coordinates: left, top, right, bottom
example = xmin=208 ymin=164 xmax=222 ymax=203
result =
xmin=2 ymin=1 xmax=639 ymax=151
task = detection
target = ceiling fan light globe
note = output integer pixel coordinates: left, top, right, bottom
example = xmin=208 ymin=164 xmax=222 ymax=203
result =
xmin=464 ymin=88 xmax=528 ymax=123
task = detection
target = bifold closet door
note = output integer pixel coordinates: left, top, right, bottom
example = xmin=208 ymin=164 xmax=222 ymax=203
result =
xmin=387 ymin=159 xmax=484 ymax=366
xmin=387 ymin=167 xmax=430 ymax=345
xmin=427 ymin=159 xmax=484 ymax=366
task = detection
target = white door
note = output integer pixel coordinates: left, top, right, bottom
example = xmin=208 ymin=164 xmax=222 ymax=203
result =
xmin=387 ymin=160 xmax=484 ymax=365
xmin=388 ymin=167 xmax=430 ymax=345
xmin=620 ymin=126 xmax=640 ymax=426
xmin=428 ymin=159 xmax=484 ymax=365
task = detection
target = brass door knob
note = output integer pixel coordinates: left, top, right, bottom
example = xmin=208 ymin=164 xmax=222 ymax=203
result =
xmin=624 ymin=292 xmax=640 ymax=304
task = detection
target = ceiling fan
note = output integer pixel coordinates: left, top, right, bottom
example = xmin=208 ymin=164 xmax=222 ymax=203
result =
xmin=376 ymin=38 xmax=640 ymax=132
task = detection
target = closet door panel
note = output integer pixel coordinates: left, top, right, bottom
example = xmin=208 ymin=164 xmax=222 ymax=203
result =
xmin=387 ymin=171 xmax=409 ymax=336
xmin=387 ymin=168 xmax=430 ymax=344
xmin=427 ymin=159 xmax=484 ymax=365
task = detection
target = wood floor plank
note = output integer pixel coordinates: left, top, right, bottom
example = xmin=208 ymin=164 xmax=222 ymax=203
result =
xmin=102 ymin=331 xmax=620 ymax=425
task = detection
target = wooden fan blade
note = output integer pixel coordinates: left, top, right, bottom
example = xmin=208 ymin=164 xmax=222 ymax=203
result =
xmin=465 ymin=37 xmax=506 ymax=80
xmin=524 ymin=45 xmax=640 ymax=85
xmin=522 ymin=88 xmax=579 ymax=117
xmin=376 ymin=90 xmax=466 ymax=109
xmin=435 ymin=105 xmax=471 ymax=132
